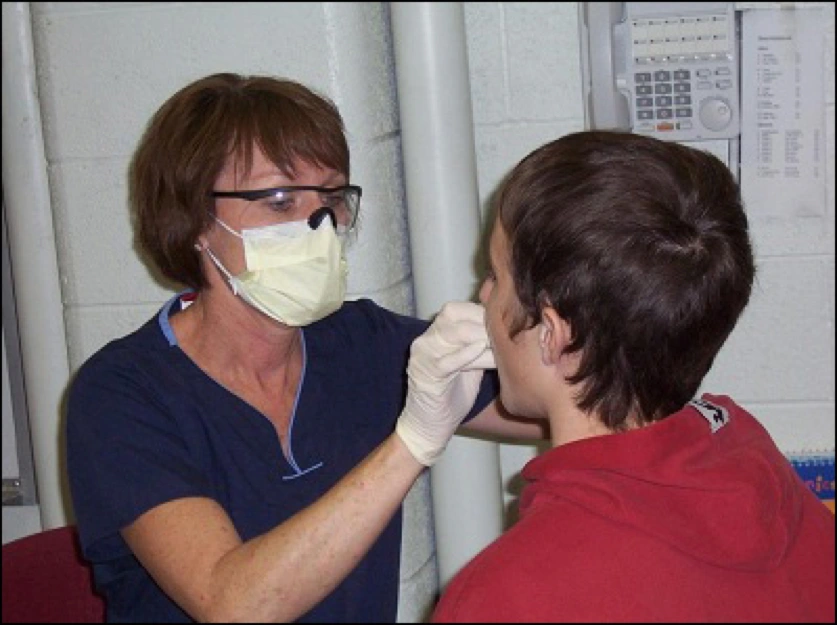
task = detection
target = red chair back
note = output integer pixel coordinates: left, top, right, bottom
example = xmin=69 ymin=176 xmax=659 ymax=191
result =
xmin=2 ymin=525 xmax=105 ymax=623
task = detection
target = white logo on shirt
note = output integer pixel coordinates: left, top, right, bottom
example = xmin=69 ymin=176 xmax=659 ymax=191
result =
xmin=688 ymin=398 xmax=730 ymax=433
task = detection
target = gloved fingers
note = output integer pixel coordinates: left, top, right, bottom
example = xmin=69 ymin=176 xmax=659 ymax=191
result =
xmin=435 ymin=338 xmax=491 ymax=373
xmin=411 ymin=318 xmax=488 ymax=362
xmin=463 ymin=344 xmax=496 ymax=371
xmin=428 ymin=310 xmax=489 ymax=351
xmin=427 ymin=323 xmax=488 ymax=357
xmin=436 ymin=301 xmax=485 ymax=325
xmin=428 ymin=302 xmax=487 ymax=349
xmin=408 ymin=339 xmax=486 ymax=389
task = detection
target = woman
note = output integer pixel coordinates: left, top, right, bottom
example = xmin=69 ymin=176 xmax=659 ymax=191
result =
xmin=66 ymin=73 xmax=543 ymax=622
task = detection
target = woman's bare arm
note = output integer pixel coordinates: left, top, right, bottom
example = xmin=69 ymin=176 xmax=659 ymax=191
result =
xmin=122 ymin=433 xmax=422 ymax=622
xmin=461 ymin=398 xmax=550 ymax=442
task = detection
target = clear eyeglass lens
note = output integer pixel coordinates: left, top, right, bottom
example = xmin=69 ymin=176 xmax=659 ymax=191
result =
xmin=263 ymin=187 xmax=359 ymax=229
xmin=331 ymin=188 xmax=359 ymax=229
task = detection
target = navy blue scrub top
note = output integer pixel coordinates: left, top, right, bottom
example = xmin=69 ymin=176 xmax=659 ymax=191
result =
xmin=67 ymin=293 xmax=499 ymax=623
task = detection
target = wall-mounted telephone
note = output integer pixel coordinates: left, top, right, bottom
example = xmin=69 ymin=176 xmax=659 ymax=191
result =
xmin=580 ymin=2 xmax=741 ymax=147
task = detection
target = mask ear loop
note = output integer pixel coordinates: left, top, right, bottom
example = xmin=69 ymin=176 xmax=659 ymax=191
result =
xmin=195 ymin=238 xmax=241 ymax=296
xmin=213 ymin=216 xmax=243 ymax=238
xmin=195 ymin=216 xmax=245 ymax=294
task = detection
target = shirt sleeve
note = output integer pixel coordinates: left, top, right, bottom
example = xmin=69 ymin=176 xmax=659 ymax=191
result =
xmin=468 ymin=368 xmax=500 ymax=422
xmin=66 ymin=349 xmax=214 ymax=562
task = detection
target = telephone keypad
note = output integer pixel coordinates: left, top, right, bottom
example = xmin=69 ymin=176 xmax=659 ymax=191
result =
xmin=633 ymin=64 xmax=734 ymax=134
xmin=628 ymin=11 xmax=738 ymax=138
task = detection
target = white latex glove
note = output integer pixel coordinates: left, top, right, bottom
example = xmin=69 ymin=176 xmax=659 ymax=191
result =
xmin=395 ymin=301 xmax=496 ymax=466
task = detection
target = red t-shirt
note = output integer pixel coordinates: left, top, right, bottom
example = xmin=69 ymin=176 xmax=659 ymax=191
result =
xmin=433 ymin=395 xmax=835 ymax=623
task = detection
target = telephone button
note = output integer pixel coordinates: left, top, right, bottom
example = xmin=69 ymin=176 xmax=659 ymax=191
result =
xmin=716 ymin=79 xmax=733 ymax=89
xmin=657 ymin=108 xmax=673 ymax=119
xmin=635 ymin=72 xmax=652 ymax=83
xmin=654 ymin=70 xmax=671 ymax=81
xmin=677 ymin=121 xmax=694 ymax=130
xmin=699 ymin=97 xmax=732 ymax=131
xmin=636 ymin=85 xmax=653 ymax=95
xmin=656 ymin=122 xmax=676 ymax=131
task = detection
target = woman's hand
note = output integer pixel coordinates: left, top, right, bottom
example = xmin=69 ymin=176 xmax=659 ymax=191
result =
xmin=395 ymin=302 xmax=495 ymax=466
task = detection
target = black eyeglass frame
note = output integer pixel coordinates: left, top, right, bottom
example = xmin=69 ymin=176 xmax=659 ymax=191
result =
xmin=211 ymin=184 xmax=362 ymax=228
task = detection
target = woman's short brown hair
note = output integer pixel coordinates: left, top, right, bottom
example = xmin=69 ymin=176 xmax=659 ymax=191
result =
xmin=129 ymin=73 xmax=349 ymax=290
xmin=496 ymin=130 xmax=755 ymax=429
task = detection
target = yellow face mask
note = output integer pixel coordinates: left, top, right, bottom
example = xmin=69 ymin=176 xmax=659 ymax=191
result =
xmin=205 ymin=216 xmax=348 ymax=327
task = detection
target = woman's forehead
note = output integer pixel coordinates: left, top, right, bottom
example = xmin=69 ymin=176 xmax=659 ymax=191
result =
xmin=220 ymin=147 xmax=341 ymax=187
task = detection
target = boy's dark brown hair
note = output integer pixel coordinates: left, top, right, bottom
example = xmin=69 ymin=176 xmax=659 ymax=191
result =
xmin=496 ymin=130 xmax=755 ymax=428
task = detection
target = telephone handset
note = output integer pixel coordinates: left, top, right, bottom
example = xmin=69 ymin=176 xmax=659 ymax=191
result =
xmin=582 ymin=2 xmax=632 ymax=130
xmin=581 ymin=2 xmax=740 ymax=143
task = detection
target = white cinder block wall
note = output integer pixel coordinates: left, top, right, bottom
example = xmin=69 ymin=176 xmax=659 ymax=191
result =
xmin=462 ymin=2 xmax=835 ymax=523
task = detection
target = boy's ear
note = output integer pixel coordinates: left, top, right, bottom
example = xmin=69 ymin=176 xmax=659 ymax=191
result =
xmin=539 ymin=306 xmax=571 ymax=366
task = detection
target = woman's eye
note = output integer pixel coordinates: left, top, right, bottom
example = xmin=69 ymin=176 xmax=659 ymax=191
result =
xmin=262 ymin=198 xmax=293 ymax=212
